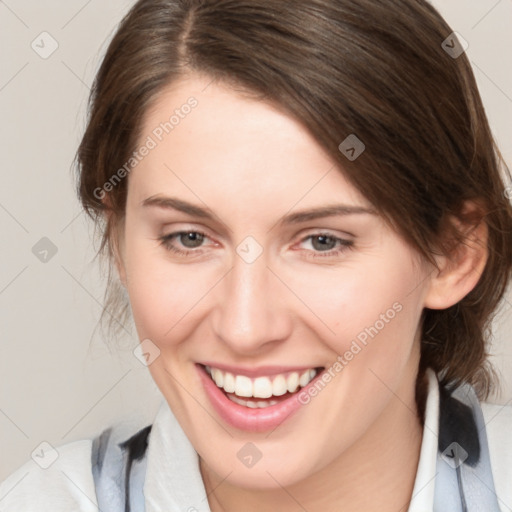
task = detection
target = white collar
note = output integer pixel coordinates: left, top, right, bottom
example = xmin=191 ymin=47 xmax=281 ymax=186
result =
xmin=143 ymin=400 xmax=211 ymax=512
xmin=144 ymin=369 xmax=440 ymax=512
xmin=407 ymin=367 xmax=439 ymax=512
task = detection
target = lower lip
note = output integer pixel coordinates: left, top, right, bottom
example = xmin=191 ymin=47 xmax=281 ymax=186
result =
xmin=197 ymin=364 xmax=320 ymax=432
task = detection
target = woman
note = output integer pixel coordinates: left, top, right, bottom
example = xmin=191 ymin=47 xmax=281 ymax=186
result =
xmin=1 ymin=0 xmax=511 ymax=510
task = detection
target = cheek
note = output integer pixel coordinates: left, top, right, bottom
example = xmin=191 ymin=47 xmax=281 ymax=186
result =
xmin=289 ymin=261 xmax=418 ymax=339
xmin=292 ymin=252 xmax=424 ymax=368
xmin=124 ymin=240 xmax=222 ymax=346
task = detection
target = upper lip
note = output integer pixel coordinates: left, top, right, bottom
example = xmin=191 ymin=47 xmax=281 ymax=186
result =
xmin=199 ymin=362 xmax=323 ymax=378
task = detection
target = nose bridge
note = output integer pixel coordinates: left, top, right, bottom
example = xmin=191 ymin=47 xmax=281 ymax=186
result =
xmin=212 ymin=251 xmax=288 ymax=353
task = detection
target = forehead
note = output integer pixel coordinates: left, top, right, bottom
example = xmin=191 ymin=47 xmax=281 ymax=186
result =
xmin=129 ymin=74 xmax=372 ymax=214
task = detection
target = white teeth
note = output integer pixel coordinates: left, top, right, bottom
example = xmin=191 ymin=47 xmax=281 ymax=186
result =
xmin=272 ymin=375 xmax=287 ymax=396
xmin=287 ymin=372 xmax=299 ymax=393
xmin=223 ymin=372 xmax=235 ymax=393
xmin=299 ymin=369 xmax=312 ymax=387
xmin=205 ymin=365 xmax=319 ymax=399
xmin=211 ymin=368 xmax=223 ymax=387
xmin=260 ymin=400 xmax=278 ymax=407
xmin=235 ymin=375 xmax=253 ymax=397
xmin=228 ymin=395 xmax=279 ymax=408
xmin=254 ymin=377 xmax=273 ymax=399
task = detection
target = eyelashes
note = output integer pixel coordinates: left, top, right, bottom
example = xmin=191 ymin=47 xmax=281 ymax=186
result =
xmin=158 ymin=230 xmax=354 ymax=259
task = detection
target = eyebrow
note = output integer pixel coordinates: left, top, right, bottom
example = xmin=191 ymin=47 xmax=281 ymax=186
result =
xmin=141 ymin=195 xmax=377 ymax=225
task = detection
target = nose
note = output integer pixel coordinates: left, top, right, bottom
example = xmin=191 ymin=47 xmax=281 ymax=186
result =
xmin=211 ymin=250 xmax=292 ymax=355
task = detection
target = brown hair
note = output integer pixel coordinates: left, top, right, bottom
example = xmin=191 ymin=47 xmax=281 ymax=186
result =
xmin=76 ymin=0 xmax=512 ymax=399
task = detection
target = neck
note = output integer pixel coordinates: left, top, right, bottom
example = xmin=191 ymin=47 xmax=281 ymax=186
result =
xmin=201 ymin=367 xmax=424 ymax=512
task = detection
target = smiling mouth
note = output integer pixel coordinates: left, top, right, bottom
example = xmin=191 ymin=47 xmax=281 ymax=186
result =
xmin=203 ymin=364 xmax=324 ymax=409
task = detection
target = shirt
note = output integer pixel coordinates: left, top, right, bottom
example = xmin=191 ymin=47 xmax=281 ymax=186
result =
xmin=1 ymin=368 xmax=511 ymax=511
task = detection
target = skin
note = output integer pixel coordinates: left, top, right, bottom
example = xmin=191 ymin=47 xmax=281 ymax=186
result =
xmin=113 ymin=74 xmax=487 ymax=511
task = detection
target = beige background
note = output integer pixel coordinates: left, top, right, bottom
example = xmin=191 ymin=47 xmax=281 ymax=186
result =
xmin=1 ymin=0 xmax=511 ymax=480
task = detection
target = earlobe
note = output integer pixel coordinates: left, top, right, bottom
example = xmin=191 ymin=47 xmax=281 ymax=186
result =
xmin=424 ymin=207 xmax=488 ymax=310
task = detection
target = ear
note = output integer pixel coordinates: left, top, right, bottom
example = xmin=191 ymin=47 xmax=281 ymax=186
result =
xmin=424 ymin=201 xmax=488 ymax=310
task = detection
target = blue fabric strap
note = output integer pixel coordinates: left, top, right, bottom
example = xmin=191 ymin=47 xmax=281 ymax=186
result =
xmin=434 ymin=380 xmax=501 ymax=511
xmin=91 ymin=424 xmax=152 ymax=512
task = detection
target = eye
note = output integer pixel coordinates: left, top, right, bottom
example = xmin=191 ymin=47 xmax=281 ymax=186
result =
xmin=159 ymin=230 xmax=211 ymax=256
xmin=298 ymin=233 xmax=354 ymax=258
xmin=158 ymin=230 xmax=354 ymax=259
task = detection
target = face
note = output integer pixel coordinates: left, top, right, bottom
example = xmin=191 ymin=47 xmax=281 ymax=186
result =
xmin=117 ymin=74 xmax=432 ymax=489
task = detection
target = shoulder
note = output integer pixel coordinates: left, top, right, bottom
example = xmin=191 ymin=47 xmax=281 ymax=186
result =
xmin=481 ymin=401 xmax=512 ymax=509
xmin=0 ymin=439 xmax=97 ymax=512
xmin=0 ymin=421 xmax=153 ymax=512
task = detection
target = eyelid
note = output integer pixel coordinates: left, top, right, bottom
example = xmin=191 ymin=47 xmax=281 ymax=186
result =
xmin=160 ymin=222 xmax=218 ymax=241
xmin=161 ymin=229 xmax=216 ymax=246
xmin=296 ymin=233 xmax=352 ymax=247
xmin=295 ymin=227 xmax=355 ymax=242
